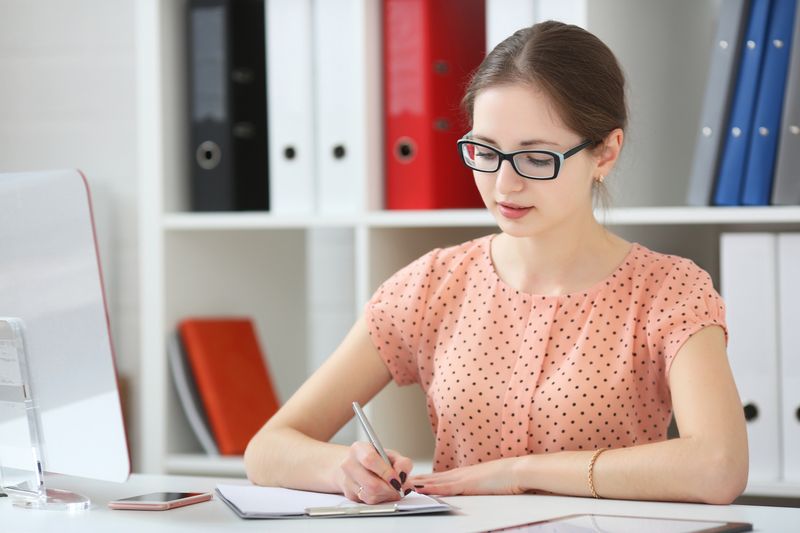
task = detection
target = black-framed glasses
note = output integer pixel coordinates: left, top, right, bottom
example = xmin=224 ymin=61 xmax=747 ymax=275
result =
xmin=457 ymin=133 xmax=594 ymax=180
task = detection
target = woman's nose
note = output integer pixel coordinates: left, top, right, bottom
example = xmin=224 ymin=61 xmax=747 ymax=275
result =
xmin=495 ymin=160 xmax=525 ymax=195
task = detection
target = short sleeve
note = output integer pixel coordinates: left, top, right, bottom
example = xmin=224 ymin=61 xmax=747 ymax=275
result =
xmin=646 ymin=259 xmax=728 ymax=373
xmin=364 ymin=249 xmax=438 ymax=386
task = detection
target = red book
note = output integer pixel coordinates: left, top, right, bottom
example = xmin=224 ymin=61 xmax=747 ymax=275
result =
xmin=178 ymin=318 xmax=279 ymax=455
xmin=384 ymin=0 xmax=486 ymax=210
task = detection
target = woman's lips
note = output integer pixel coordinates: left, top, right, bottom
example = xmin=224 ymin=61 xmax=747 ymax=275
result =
xmin=497 ymin=202 xmax=533 ymax=219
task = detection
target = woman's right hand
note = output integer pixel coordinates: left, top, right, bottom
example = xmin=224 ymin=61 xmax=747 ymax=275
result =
xmin=338 ymin=441 xmax=414 ymax=503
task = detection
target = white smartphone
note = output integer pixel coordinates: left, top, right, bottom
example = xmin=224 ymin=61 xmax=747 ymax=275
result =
xmin=107 ymin=491 xmax=212 ymax=511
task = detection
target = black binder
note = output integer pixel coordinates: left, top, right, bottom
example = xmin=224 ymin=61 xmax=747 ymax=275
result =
xmin=188 ymin=0 xmax=268 ymax=211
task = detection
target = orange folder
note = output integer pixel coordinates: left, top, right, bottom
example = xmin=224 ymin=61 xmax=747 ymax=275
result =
xmin=178 ymin=318 xmax=279 ymax=455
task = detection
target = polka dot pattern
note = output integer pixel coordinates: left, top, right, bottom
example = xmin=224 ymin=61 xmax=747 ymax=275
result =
xmin=365 ymin=234 xmax=727 ymax=472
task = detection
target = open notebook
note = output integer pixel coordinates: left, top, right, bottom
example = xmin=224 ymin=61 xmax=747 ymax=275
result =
xmin=216 ymin=484 xmax=453 ymax=518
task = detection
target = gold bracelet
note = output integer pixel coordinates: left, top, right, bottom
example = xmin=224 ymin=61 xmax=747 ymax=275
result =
xmin=588 ymin=447 xmax=608 ymax=498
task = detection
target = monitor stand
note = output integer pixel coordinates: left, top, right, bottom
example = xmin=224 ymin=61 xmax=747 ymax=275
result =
xmin=0 ymin=317 xmax=90 ymax=511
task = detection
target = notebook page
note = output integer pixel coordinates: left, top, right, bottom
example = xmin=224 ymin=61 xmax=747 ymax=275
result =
xmin=216 ymin=484 xmax=447 ymax=516
xmin=217 ymin=485 xmax=346 ymax=515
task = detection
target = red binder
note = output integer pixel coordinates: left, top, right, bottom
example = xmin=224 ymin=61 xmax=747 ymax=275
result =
xmin=178 ymin=318 xmax=279 ymax=455
xmin=384 ymin=0 xmax=486 ymax=210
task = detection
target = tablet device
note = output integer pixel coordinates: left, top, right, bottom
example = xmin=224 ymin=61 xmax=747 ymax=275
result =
xmin=484 ymin=513 xmax=753 ymax=532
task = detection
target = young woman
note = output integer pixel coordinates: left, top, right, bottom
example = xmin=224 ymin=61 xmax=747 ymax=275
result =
xmin=244 ymin=21 xmax=748 ymax=505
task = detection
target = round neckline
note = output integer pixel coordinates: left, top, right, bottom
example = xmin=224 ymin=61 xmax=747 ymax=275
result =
xmin=483 ymin=233 xmax=639 ymax=300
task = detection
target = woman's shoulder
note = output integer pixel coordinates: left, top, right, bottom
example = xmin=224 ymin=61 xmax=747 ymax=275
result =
xmin=377 ymin=234 xmax=494 ymax=296
xmin=631 ymin=243 xmax=711 ymax=280
xmin=629 ymin=243 xmax=717 ymax=298
xmin=405 ymin=233 xmax=493 ymax=275
xmin=369 ymin=234 xmax=494 ymax=308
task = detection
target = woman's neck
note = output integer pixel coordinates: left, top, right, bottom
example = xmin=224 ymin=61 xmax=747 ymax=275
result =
xmin=493 ymin=217 xmax=630 ymax=296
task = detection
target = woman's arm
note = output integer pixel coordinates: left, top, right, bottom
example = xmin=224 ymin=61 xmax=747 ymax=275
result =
xmin=244 ymin=315 xmax=413 ymax=501
xmin=413 ymin=325 xmax=749 ymax=504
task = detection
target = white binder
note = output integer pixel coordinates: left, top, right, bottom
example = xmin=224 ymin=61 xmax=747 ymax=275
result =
xmin=486 ymin=0 xmax=537 ymax=51
xmin=535 ymin=0 xmax=587 ymax=28
xmin=312 ymin=0 xmax=382 ymax=215
xmin=778 ymin=233 xmax=800 ymax=481
xmin=720 ymin=233 xmax=781 ymax=482
xmin=266 ymin=0 xmax=316 ymax=214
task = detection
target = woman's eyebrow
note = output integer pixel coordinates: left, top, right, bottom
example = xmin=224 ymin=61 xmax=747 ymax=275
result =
xmin=471 ymin=134 xmax=559 ymax=148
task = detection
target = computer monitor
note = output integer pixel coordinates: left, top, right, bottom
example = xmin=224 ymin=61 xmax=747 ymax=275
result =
xmin=0 ymin=169 xmax=130 ymax=509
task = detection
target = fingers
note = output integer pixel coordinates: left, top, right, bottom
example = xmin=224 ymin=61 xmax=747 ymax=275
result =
xmin=386 ymin=449 xmax=414 ymax=493
xmin=353 ymin=442 xmax=403 ymax=493
xmin=413 ymin=482 xmax=460 ymax=496
xmin=339 ymin=442 xmax=403 ymax=504
xmin=409 ymin=471 xmax=458 ymax=496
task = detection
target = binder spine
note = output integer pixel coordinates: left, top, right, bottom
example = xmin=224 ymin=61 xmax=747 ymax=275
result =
xmin=778 ymin=234 xmax=800 ymax=481
xmin=313 ymin=0 xmax=382 ymax=214
xmin=687 ymin=0 xmax=749 ymax=206
xmin=266 ymin=0 xmax=316 ymax=214
xmin=741 ymin=0 xmax=798 ymax=205
xmin=230 ymin=0 xmax=268 ymax=211
xmin=720 ymin=233 xmax=781 ymax=482
xmin=713 ymin=0 xmax=773 ymax=206
xmin=771 ymin=2 xmax=800 ymax=204
xmin=384 ymin=0 xmax=486 ymax=210
xmin=188 ymin=1 xmax=234 ymax=211
xmin=486 ymin=0 xmax=537 ymax=52
xmin=188 ymin=0 xmax=268 ymax=212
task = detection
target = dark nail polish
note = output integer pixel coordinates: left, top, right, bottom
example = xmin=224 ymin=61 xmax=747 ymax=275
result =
xmin=390 ymin=478 xmax=401 ymax=491
xmin=414 ymin=484 xmax=425 ymax=488
xmin=400 ymin=471 xmax=407 ymax=484
xmin=404 ymin=488 xmax=412 ymax=496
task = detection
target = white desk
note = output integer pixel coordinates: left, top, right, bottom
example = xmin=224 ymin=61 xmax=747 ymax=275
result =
xmin=3 ymin=474 xmax=798 ymax=532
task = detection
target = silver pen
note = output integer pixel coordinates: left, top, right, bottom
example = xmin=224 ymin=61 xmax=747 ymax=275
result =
xmin=352 ymin=401 xmax=403 ymax=496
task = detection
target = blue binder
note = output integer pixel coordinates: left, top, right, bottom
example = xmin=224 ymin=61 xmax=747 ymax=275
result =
xmin=741 ymin=0 xmax=798 ymax=205
xmin=687 ymin=0 xmax=750 ymax=206
xmin=713 ymin=0 xmax=773 ymax=206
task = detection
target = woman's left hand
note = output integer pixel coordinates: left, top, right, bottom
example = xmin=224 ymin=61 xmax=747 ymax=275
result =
xmin=409 ymin=457 xmax=527 ymax=496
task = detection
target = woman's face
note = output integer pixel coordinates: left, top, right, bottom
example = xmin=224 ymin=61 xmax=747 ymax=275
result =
xmin=470 ymin=83 xmax=597 ymax=239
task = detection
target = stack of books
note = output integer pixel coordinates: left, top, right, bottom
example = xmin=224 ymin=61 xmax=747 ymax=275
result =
xmin=168 ymin=317 xmax=280 ymax=455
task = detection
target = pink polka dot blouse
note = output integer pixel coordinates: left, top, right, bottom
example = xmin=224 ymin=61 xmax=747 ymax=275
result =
xmin=365 ymin=234 xmax=727 ymax=472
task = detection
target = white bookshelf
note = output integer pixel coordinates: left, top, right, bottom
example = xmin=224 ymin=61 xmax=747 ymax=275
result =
xmin=165 ymin=454 xmax=246 ymax=477
xmin=136 ymin=0 xmax=800 ymax=498
xmin=163 ymin=207 xmax=800 ymax=231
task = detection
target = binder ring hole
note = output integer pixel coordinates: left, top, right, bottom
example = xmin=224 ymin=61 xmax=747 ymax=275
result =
xmin=333 ymin=145 xmax=346 ymax=159
xmin=395 ymin=137 xmax=416 ymax=163
xmin=434 ymin=118 xmax=450 ymax=131
xmin=196 ymin=141 xmax=221 ymax=170
xmin=796 ymin=407 xmax=800 ymax=422
xmin=284 ymin=146 xmax=297 ymax=160
xmin=743 ymin=403 xmax=758 ymax=422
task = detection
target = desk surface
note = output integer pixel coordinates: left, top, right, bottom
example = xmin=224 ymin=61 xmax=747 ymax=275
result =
xmin=3 ymin=474 xmax=798 ymax=532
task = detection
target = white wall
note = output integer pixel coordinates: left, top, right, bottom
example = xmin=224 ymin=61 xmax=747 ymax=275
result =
xmin=0 ymin=0 xmax=140 ymax=466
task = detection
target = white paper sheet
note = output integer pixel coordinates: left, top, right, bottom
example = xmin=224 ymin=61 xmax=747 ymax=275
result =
xmin=216 ymin=483 xmax=450 ymax=518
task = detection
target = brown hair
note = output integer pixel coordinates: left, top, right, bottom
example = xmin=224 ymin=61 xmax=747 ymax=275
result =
xmin=462 ymin=20 xmax=628 ymax=151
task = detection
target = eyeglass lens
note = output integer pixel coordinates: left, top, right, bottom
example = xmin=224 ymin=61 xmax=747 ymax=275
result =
xmin=460 ymin=142 xmax=556 ymax=179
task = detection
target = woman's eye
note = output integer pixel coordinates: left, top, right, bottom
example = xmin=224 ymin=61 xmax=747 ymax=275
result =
xmin=525 ymin=155 xmax=551 ymax=167
xmin=476 ymin=150 xmax=498 ymax=160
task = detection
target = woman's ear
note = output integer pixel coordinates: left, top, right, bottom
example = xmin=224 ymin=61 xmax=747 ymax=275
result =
xmin=594 ymin=128 xmax=624 ymax=178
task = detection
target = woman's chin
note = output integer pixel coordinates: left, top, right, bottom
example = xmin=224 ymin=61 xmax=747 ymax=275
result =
xmin=494 ymin=214 xmax=561 ymax=240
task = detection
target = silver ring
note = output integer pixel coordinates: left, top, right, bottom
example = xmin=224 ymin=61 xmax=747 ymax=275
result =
xmin=356 ymin=485 xmax=364 ymax=499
